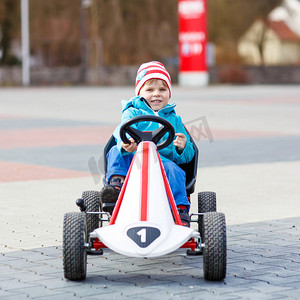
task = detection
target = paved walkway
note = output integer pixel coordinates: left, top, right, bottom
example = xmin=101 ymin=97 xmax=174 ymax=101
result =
xmin=0 ymin=85 xmax=300 ymax=299
xmin=1 ymin=217 xmax=300 ymax=299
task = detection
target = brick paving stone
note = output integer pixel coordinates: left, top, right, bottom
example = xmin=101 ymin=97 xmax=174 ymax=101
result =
xmin=9 ymin=285 xmax=74 ymax=299
xmin=0 ymin=278 xmax=43 ymax=291
xmin=0 ymin=254 xmax=20 ymax=263
xmin=143 ymin=288 xmax=208 ymax=300
xmin=261 ymin=267 xmax=300 ymax=277
xmin=3 ymin=271 xmax=55 ymax=283
xmin=272 ymin=281 xmax=300 ymax=289
xmin=268 ymin=293 xmax=299 ymax=300
xmin=84 ymin=275 xmax=130 ymax=285
xmin=116 ymin=286 xmax=175 ymax=297
xmin=0 ymin=265 xmax=16 ymax=277
xmin=261 ymin=259 xmax=300 ymax=270
xmin=238 ymin=281 xmax=295 ymax=294
xmin=27 ymin=277 xmax=85 ymax=290
xmin=87 ymin=289 xmax=177 ymax=300
xmin=272 ymin=254 xmax=300 ymax=264
xmin=56 ymin=283 xmax=136 ymax=298
xmin=119 ymin=292 xmax=179 ymax=300
xmin=174 ymin=288 xmax=242 ymax=300
xmin=225 ymin=290 xmax=287 ymax=300
xmin=0 ymin=290 xmax=19 ymax=297
xmin=163 ymin=267 xmax=203 ymax=278
xmin=232 ymin=261 xmax=273 ymax=272
xmin=22 ymin=264 xmax=63 ymax=277
xmin=105 ymin=273 xmax=176 ymax=286
xmin=239 ymin=270 xmax=270 ymax=280
xmin=123 ymin=266 xmax=174 ymax=276
xmin=2 ymin=252 xmax=44 ymax=263
xmin=225 ymin=276 xmax=263 ymax=286
xmin=34 ymin=294 xmax=79 ymax=300
xmin=246 ymin=273 xmax=300 ymax=287
xmin=86 ymin=267 xmax=124 ymax=277
xmin=1 ymin=259 xmax=45 ymax=270
xmin=132 ymin=257 xmax=171 ymax=267
xmin=149 ymin=273 xmax=205 ymax=287
xmin=0 ymin=290 xmax=30 ymax=300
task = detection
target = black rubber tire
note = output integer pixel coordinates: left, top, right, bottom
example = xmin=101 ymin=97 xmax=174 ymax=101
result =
xmin=82 ymin=191 xmax=100 ymax=234
xmin=202 ymin=212 xmax=227 ymax=281
xmin=198 ymin=191 xmax=217 ymax=236
xmin=63 ymin=212 xmax=87 ymax=281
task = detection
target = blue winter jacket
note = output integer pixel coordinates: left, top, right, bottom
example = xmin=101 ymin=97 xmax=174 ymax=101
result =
xmin=113 ymin=96 xmax=195 ymax=165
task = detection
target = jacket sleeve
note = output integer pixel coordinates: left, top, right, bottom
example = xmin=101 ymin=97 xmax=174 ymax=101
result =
xmin=113 ymin=107 xmax=140 ymax=154
xmin=172 ymin=116 xmax=195 ymax=165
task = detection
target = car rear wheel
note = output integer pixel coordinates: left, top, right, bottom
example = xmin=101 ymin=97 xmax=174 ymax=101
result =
xmin=198 ymin=191 xmax=217 ymax=236
xmin=82 ymin=190 xmax=101 ymax=234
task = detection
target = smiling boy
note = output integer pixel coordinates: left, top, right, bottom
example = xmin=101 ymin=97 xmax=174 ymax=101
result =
xmin=100 ymin=61 xmax=195 ymax=226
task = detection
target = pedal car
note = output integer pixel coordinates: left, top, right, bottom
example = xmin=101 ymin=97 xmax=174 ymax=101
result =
xmin=62 ymin=115 xmax=226 ymax=281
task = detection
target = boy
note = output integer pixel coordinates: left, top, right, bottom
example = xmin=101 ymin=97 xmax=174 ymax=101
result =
xmin=100 ymin=61 xmax=195 ymax=226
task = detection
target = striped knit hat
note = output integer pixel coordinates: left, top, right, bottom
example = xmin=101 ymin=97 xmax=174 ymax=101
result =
xmin=135 ymin=61 xmax=172 ymax=96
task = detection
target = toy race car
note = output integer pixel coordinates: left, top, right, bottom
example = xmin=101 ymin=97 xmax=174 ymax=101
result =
xmin=62 ymin=116 xmax=226 ymax=281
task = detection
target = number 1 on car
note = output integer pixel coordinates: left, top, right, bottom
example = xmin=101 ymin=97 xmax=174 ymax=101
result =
xmin=137 ymin=228 xmax=146 ymax=243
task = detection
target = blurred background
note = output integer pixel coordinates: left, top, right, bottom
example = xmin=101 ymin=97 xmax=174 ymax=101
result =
xmin=1 ymin=0 xmax=300 ymax=252
xmin=0 ymin=0 xmax=300 ymax=86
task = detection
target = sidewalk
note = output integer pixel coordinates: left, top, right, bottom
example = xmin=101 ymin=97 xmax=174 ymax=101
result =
xmin=0 ymin=85 xmax=300 ymax=299
xmin=1 ymin=217 xmax=299 ymax=299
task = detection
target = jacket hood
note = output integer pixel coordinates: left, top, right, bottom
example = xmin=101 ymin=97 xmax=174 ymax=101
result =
xmin=121 ymin=96 xmax=176 ymax=115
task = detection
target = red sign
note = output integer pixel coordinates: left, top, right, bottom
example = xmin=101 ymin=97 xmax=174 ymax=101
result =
xmin=178 ymin=0 xmax=207 ymax=72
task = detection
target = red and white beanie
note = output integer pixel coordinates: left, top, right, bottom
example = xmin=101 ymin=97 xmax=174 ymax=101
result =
xmin=135 ymin=61 xmax=172 ymax=96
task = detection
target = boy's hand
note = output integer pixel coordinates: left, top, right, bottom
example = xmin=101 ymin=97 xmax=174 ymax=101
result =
xmin=121 ymin=138 xmax=137 ymax=153
xmin=173 ymin=133 xmax=187 ymax=150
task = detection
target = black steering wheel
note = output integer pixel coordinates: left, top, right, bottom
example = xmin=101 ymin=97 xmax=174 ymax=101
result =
xmin=119 ymin=115 xmax=175 ymax=150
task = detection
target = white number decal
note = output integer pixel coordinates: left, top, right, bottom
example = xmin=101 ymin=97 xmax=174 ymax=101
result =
xmin=137 ymin=228 xmax=146 ymax=243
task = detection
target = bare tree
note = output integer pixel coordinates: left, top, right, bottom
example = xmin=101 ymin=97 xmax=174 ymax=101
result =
xmin=29 ymin=0 xmax=81 ymax=67
xmin=0 ymin=0 xmax=20 ymax=65
xmin=0 ymin=0 xmax=283 ymax=67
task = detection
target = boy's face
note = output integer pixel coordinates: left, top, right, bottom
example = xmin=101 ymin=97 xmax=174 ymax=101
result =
xmin=139 ymin=79 xmax=170 ymax=111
